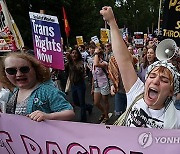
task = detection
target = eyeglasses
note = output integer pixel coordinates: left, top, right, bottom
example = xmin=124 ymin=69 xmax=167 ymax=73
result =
xmin=128 ymin=48 xmax=133 ymax=50
xmin=5 ymin=66 xmax=30 ymax=75
xmin=105 ymin=44 xmax=111 ymax=47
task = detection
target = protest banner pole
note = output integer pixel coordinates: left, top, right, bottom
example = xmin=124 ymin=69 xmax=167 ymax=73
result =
xmin=157 ymin=0 xmax=162 ymax=35
xmin=40 ymin=0 xmax=46 ymax=14
xmin=66 ymin=37 xmax=69 ymax=48
xmin=105 ymin=21 xmax=107 ymax=29
xmin=40 ymin=10 xmax=45 ymax=14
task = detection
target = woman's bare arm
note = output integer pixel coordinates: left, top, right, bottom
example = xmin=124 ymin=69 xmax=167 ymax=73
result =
xmin=100 ymin=6 xmax=137 ymax=92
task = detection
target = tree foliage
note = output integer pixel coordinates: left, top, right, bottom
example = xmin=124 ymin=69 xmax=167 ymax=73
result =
xmin=5 ymin=0 xmax=161 ymax=48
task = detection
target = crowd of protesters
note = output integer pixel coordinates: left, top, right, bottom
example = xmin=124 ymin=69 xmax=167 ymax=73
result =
xmin=48 ymin=29 xmax=179 ymax=125
xmin=0 ymin=7 xmax=179 ymax=128
xmin=0 ymin=29 xmax=179 ymax=125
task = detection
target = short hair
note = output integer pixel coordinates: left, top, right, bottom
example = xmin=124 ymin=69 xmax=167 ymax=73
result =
xmin=0 ymin=52 xmax=51 ymax=89
xmin=152 ymin=66 xmax=173 ymax=86
xmin=146 ymin=61 xmax=179 ymax=95
xmin=89 ymin=44 xmax=96 ymax=50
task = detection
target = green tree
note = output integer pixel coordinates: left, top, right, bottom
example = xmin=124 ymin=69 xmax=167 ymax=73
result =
xmin=5 ymin=0 xmax=162 ymax=48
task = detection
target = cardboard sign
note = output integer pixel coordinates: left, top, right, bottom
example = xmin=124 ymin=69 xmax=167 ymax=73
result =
xmin=76 ymin=36 xmax=84 ymax=46
xmin=134 ymin=32 xmax=144 ymax=48
xmin=100 ymin=28 xmax=110 ymax=44
xmin=91 ymin=36 xmax=100 ymax=47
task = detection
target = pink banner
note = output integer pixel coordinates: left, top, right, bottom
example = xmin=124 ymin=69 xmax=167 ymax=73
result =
xmin=0 ymin=113 xmax=180 ymax=154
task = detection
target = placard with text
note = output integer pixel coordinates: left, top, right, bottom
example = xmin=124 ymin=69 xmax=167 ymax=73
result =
xmin=29 ymin=12 xmax=64 ymax=70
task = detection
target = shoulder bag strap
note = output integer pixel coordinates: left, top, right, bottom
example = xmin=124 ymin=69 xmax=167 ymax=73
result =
xmin=113 ymin=93 xmax=144 ymax=126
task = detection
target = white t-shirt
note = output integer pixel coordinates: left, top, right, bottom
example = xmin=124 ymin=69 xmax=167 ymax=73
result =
xmin=126 ymin=78 xmax=180 ymax=129
xmin=0 ymin=88 xmax=11 ymax=113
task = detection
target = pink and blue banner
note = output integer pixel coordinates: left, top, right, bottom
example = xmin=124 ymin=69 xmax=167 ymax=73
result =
xmin=29 ymin=12 xmax=64 ymax=70
xmin=0 ymin=113 xmax=180 ymax=154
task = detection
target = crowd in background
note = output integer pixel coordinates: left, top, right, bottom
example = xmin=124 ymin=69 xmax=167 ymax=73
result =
xmin=0 ymin=31 xmax=179 ymax=125
xmin=49 ymin=33 xmax=180 ymax=123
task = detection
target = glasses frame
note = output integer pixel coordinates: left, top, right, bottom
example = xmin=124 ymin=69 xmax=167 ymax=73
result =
xmin=5 ymin=66 xmax=30 ymax=75
xmin=105 ymin=44 xmax=111 ymax=48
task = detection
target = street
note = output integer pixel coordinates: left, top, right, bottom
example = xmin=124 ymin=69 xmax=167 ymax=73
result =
xmin=66 ymin=78 xmax=119 ymax=125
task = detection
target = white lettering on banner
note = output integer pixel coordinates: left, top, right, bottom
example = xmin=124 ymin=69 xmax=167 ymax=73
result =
xmin=155 ymin=137 xmax=180 ymax=144
xmin=37 ymin=49 xmax=52 ymax=63
xmin=32 ymin=19 xmax=55 ymax=37
xmin=35 ymin=35 xmax=61 ymax=53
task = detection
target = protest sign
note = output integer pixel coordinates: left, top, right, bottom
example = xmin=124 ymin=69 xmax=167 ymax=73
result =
xmin=76 ymin=36 xmax=84 ymax=46
xmin=91 ymin=36 xmax=100 ymax=47
xmin=0 ymin=113 xmax=180 ymax=154
xmin=162 ymin=0 xmax=180 ymax=46
xmin=100 ymin=28 xmax=110 ymax=44
xmin=134 ymin=32 xmax=144 ymax=48
xmin=0 ymin=1 xmax=24 ymax=51
xmin=29 ymin=12 xmax=64 ymax=70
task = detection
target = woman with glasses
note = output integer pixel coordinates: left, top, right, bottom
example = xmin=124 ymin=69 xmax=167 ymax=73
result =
xmin=103 ymin=43 xmax=113 ymax=62
xmin=0 ymin=52 xmax=75 ymax=122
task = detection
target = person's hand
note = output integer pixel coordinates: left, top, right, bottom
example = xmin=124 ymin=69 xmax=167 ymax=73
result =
xmin=27 ymin=110 xmax=48 ymax=122
xmin=111 ymin=85 xmax=116 ymax=96
xmin=100 ymin=6 xmax=116 ymax=25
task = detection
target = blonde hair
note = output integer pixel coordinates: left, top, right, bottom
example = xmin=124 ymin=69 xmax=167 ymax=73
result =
xmin=0 ymin=52 xmax=51 ymax=89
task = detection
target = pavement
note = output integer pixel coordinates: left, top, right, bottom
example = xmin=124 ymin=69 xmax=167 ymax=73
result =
xmin=66 ymin=79 xmax=119 ymax=125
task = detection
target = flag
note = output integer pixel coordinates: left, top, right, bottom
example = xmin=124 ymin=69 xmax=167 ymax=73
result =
xmin=0 ymin=1 xmax=24 ymax=51
xmin=62 ymin=7 xmax=70 ymax=37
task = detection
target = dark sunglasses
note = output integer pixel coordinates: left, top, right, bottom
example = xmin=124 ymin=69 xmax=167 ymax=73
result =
xmin=5 ymin=66 xmax=30 ymax=75
xmin=105 ymin=44 xmax=111 ymax=47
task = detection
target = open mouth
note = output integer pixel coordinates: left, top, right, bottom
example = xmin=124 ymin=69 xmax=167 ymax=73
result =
xmin=148 ymin=88 xmax=158 ymax=100
xmin=16 ymin=78 xmax=27 ymax=82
